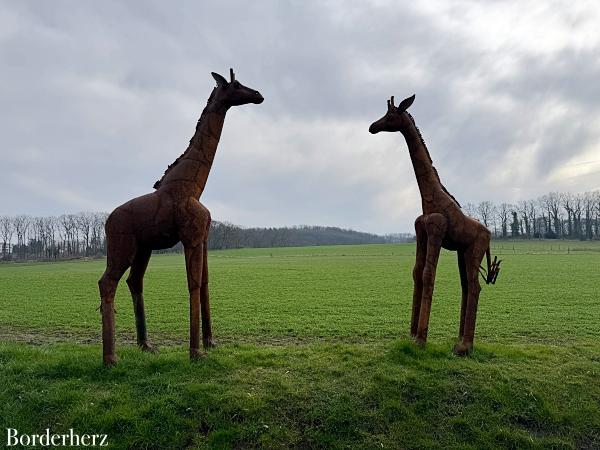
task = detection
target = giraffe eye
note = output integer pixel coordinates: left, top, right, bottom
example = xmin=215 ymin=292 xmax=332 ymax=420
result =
xmin=233 ymin=81 xmax=240 ymax=89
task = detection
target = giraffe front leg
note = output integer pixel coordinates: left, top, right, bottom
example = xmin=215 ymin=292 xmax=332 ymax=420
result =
xmin=185 ymin=243 xmax=206 ymax=360
xmin=179 ymin=198 xmax=212 ymax=360
xmin=201 ymin=239 xmax=216 ymax=349
xmin=411 ymin=216 xmax=427 ymax=337
xmin=415 ymin=214 xmax=447 ymax=346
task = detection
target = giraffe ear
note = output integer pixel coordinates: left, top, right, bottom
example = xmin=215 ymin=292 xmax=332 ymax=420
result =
xmin=211 ymin=72 xmax=228 ymax=87
xmin=398 ymin=94 xmax=415 ymax=111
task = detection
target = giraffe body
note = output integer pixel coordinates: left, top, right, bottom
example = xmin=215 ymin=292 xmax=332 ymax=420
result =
xmin=99 ymin=70 xmax=263 ymax=365
xmin=370 ymin=95 xmax=500 ymax=355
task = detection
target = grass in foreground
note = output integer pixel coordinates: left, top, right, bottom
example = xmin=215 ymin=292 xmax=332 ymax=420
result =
xmin=1 ymin=242 xmax=599 ymax=448
xmin=1 ymin=340 xmax=599 ymax=449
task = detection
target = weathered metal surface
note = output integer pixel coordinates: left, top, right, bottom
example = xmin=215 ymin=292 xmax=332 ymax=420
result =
xmin=370 ymin=95 xmax=500 ymax=355
xmin=99 ymin=69 xmax=263 ymax=365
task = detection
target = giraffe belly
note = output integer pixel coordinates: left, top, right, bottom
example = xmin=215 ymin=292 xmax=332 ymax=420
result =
xmin=442 ymin=239 xmax=460 ymax=251
xmin=148 ymin=236 xmax=180 ymax=250
xmin=137 ymin=227 xmax=180 ymax=250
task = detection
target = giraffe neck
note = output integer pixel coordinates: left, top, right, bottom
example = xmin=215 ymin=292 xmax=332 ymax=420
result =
xmin=154 ymin=90 xmax=229 ymax=199
xmin=400 ymin=115 xmax=459 ymax=213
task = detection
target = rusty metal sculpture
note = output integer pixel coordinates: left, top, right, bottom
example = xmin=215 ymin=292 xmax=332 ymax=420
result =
xmin=369 ymin=95 xmax=500 ymax=355
xmin=99 ymin=69 xmax=263 ymax=365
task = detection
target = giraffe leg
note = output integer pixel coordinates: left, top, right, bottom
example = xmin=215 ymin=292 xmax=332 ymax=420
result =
xmin=453 ymin=233 xmax=489 ymax=355
xmin=126 ymin=247 xmax=156 ymax=352
xmin=415 ymin=213 xmax=447 ymax=345
xmin=184 ymin=242 xmax=206 ymax=360
xmin=178 ymin=197 xmax=212 ymax=359
xmin=201 ymin=237 xmax=216 ymax=348
xmin=457 ymin=250 xmax=468 ymax=339
xmin=98 ymin=236 xmax=134 ymax=366
xmin=411 ymin=216 xmax=427 ymax=337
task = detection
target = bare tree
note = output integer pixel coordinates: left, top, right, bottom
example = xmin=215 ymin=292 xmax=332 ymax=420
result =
xmin=524 ymin=200 xmax=538 ymax=238
xmin=464 ymin=202 xmax=477 ymax=218
xmin=537 ymin=195 xmax=548 ymax=237
xmin=517 ymin=200 xmax=531 ymax=238
xmin=562 ymin=192 xmax=575 ymax=237
xmin=497 ymin=203 xmax=510 ymax=238
xmin=582 ymin=191 xmax=594 ymax=240
xmin=44 ymin=216 xmax=58 ymax=259
xmin=0 ymin=216 xmax=14 ymax=258
xmin=90 ymin=212 xmax=108 ymax=255
xmin=594 ymin=190 xmax=600 ymax=238
xmin=510 ymin=210 xmax=521 ymax=237
xmin=13 ymin=215 xmax=31 ymax=259
xmin=572 ymin=194 xmax=583 ymax=238
xmin=77 ymin=212 xmax=94 ymax=256
xmin=476 ymin=201 xmax=494 ymax=228
xmin=544 ymin=193 xmax=562 ymax=237
xmin=33 ymin=216 xmax=46 ymax=259
xmin=59 ymin=214 xmax=77 ymax=257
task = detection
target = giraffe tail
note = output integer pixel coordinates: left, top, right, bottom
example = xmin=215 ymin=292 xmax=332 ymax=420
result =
xmin=479 ymin=247 xmax=501 ymax=285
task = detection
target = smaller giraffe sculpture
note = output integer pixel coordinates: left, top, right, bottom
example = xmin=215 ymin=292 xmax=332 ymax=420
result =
xmin=369 ymin=95 xmax=500 ymax=355
xmin=99 ymin=69 xmax=263 ymax=366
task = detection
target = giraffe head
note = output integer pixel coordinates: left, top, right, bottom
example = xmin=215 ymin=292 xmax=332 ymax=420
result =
xmin=369 ymin=94 xmax=415 ymax=134
xmin=210 ymin=68 xmax=264 ymax=107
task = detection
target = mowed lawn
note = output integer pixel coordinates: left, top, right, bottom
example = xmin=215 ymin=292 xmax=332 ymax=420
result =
xmin=0 ymin=242 xmax=599 ymax=449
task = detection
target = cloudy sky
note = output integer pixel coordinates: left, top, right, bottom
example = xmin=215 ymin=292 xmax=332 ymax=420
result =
xmin=1 ymin=0 xmax=599 ymax=234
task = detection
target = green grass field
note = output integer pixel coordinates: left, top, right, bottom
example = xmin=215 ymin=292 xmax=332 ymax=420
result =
xmin=1 ymin=241 xmax=599 ymax=449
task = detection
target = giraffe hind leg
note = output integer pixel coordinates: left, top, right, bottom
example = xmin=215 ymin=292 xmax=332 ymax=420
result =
xmin=453 ymin=234 xmax=489 ymax=355
xmin=457 ymin=250 xmax=468 ymax=339
xmin=126 ymin=247 xmax=156 ymax=352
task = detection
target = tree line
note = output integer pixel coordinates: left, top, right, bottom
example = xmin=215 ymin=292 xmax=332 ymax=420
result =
xmin=2 ymin=189 xmax=599 ymax=262
xmin=463 ymin=190 xmax=600 ymax=240
xmin=205 ymin=223 xmax=389 ymax=250
xmin=0 ymin=212 xmax=108 ymax=261
xmin=0 ymin=213 xmax=393 ymax=262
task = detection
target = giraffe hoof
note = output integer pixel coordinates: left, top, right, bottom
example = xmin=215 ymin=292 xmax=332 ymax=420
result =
xmin=190 ymin=348 xmax=207 ymax=361
xmin=103 ymin=354 xmax=118 ymax=367
xmin=139 ymin=342 xmax=158 ymax=353
xmin=414 ymin=337 xmax=427 ymax=347
xmin=453 ymin=342 xmax=473 ymax=356
xmin=203 ymin=339 xmax=217 ymax=349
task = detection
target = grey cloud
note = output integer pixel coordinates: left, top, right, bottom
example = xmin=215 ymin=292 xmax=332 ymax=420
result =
xmin=1 ymin=1 xmax=599 ymax=233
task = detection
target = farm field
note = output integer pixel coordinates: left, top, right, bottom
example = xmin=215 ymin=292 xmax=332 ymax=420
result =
xmin=1 ymin=241 xmax=599 ymax=449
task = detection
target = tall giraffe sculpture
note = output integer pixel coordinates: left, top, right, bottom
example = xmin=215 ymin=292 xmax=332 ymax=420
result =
xmin=369 ymin=95 xmax=500 ymax=355
xmin=99 ymin=69 xmax=263 ymax=366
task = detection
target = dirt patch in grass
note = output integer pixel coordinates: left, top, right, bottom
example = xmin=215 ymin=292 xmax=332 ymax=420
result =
xmin=0 ymin=324 xmax=384 ymax=347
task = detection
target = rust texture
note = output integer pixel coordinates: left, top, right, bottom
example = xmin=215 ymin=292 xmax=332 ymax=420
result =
xmin=369 ymin=95 xmax=501 ymax=355
xmin=98 ymin=69 xmax=263 ymax=365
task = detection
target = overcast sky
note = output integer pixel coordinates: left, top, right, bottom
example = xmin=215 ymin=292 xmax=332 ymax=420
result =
xmin=1 ymin=0 xmax=599 ymax=234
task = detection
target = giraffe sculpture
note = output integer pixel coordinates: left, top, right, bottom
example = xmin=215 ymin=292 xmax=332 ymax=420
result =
xmin=99 ymin=69 xmax=263 ymax=366
xmin=369 ymin=94 xmax=500 ymax=355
